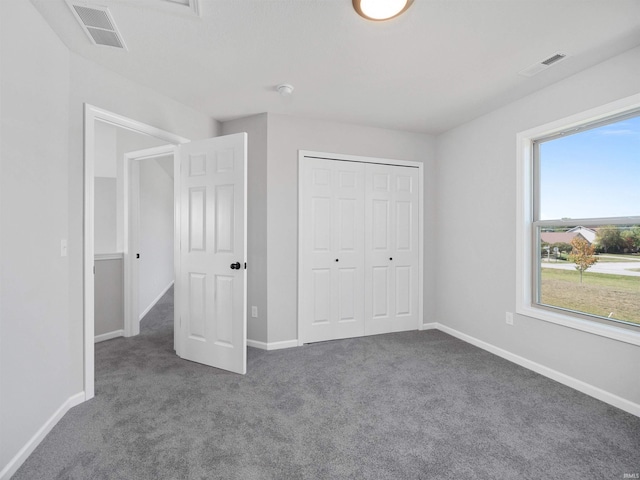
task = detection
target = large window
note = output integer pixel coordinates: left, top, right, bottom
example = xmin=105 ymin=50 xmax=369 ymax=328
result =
xmin=517 ymin=95 xmax=640 ymax=345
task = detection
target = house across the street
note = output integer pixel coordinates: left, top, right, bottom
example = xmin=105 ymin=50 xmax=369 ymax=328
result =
xmin=541 ymin=226 xmax=597 ymax=246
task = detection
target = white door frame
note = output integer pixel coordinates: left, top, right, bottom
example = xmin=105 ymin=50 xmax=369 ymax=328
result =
xmin=84 ymin=104 xmax=188 ymax=400
xmin=122 ymin=145 xmax=176 ymax=339
xmin=297 ymin=150 xmax=424 ymax=345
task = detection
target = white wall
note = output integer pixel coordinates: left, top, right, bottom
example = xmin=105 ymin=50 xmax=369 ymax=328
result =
xmin=266 ymin=114 xmax=436 ymax=343
xmin=0 ymin=1 xmax=218 ymax=474
xmin=94 ymin=257 xmax=124 ymax=337
xmin=94 ymin=121 xmax=117 ymax=178
xmin=94 ymin=177 xmax=118 ymax=253
xmin=435 ymin=45 xmax=640 ymax=406
xmin=222 ymin=114 xmax=268 ymax=343
xmin=0 ymin=0 xmax=71 ymax=470
xmin=94 ymin=121 xmax=119 ymax=254
xmin=138 ymin=157 xmax=174 ymax=318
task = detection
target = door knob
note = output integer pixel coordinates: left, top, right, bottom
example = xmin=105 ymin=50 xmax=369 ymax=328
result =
xmin=230 ymin=262 xmax=241 ymax=270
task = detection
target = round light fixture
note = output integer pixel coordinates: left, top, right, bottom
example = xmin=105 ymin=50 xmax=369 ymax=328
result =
xmin=353 ymin=0 xmax=413 ymax=21
xmin=277 ymin=84 xmax=294 ymax=96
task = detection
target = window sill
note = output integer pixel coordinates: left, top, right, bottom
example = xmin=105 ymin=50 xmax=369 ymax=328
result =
xmin=517 ymin=304 xmax=640 ymax=347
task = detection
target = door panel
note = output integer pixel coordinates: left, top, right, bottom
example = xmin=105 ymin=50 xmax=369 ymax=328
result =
xmin=395 ymin=265 xmax=412 ymax=315
xmin=300 ymin=158 xmax=365 ymax=343
xmin=372 ymin=200 xmax=390 ymax=250
xmin=215 ymin=184 xmax=235 ymax=252
xmin=365 ymin=163 xmax=420 ymax=335
xmin=312 ymin=197 xmax=331 ymax=251
xmin=338 ymin=198 xmax=356 ymax=250
xmin=338 ymin=267 xmax=357 ymax=322
xmin=188 ymin=272 xmax=206 ymax=339
xmin=312 ymin=268 xmax=331 ymax=325
xmin=189 ymin=187 xmax=206 ymax=251
xmin=177 ymin=133 xmax=247 ymax=374
xmin=372 ymin=266 xmax=389 ymax=318
xmin=396 ymin=201 xmax=412 ymax=250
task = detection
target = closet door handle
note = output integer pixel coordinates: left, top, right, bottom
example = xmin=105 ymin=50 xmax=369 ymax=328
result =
xmin=230 ymin=262 xmax=241 ymax=270
xmin=389 ymin=257 xmax=393 ymax=261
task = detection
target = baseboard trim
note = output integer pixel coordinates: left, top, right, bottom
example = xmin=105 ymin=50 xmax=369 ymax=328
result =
xmin=0 ymin=392 xmax=85 ymax=480
xmin=94 ymin=329 xmax=124 ymax=343
xmin=420 ymin=322 xmax=438 ymax=330
xmin=139 ymin=281 xmax=174 ymax=321
xmin=247 ymin=339 xmax=298 ymax=351
xmin=436 ymin=323 xmax=640 ymax=418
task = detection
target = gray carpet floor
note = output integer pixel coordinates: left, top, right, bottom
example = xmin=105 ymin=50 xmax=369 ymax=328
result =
xmin=13 ymin=287 xmax=640 ymax=479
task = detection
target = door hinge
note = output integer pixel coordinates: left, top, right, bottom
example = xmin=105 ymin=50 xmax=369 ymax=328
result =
xmin=244 ymin=262 xmax=247 ymax=269
xmin=93 ymin=265 xmax=95 ymax=275
xmin=136 ymin=253 xmax=140 ymax=259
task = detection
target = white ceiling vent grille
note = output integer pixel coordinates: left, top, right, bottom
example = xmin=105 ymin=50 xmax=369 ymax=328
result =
xmin=541 ymin=53 xmax=566 ymax=66
xmin=519 ymin=52 xmax=567 ymax=77
xmin=67 ymin=2 xmax=127 ymax=50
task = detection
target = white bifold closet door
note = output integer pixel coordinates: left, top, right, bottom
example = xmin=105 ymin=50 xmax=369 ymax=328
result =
xmin=365 ymin=163 xmax=420 ymax=335
xmin=299 ymin=158 xmax=366 ymax=343
xmin=299 ymin=157 xmax=420 ymax=344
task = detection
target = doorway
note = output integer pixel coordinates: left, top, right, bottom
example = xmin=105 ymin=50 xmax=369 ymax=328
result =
xmin=84 ymin=104 xmax=189 ymax=400
xmin=123 ymin=146 xmax=176 ymax=340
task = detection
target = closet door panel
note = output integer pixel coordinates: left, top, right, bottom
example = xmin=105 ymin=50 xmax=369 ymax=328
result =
xmin=395 ymin=265 xmax=412 ymax=316
xmin=372 ymin=266 xmax=390 ymax=318
xmin=300 ymin=158 xmax=365 ymax=343
xmin=311 ymin=268 xmax=331 ymax=325
xmin=331 ymin=161 xmax=365 ymax=338
xmin=365 ymin=164 xmax=419 ymax=335
xmin=392 ymin=168 xmax=420 ymax=331
xmin=338 ymin=267 xmax=357 ymax=323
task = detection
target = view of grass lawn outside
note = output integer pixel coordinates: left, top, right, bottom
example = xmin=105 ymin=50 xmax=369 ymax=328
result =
xmin=539 ymin=226 xmax=640 ymax=325
xmin=540 ymin=259 xmax=640 ymax=325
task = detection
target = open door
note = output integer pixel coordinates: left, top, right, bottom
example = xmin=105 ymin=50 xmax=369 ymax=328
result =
xmin=175 ymin=133 xmax=247 ymax=374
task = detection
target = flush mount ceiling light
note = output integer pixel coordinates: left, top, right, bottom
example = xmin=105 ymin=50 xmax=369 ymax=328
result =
xmin=277 ymin=84 xmax=294 ymax=96
xmin=353 ymin=0 xmax=413 ymax=21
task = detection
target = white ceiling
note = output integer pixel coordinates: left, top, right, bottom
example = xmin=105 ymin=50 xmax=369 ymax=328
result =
xmin=30 ymin=0 xmax=640 ymax=134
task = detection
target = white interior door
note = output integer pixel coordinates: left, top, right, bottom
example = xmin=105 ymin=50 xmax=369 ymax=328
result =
xmin=365 ymin=164 xmax=420 ymax=335
xmin=176 ymin=133 xmax=247 ymax=374
xmin=299 ymin=158 xmax=365 ymax=343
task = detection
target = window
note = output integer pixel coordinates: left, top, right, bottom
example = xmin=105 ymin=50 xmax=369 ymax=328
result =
xmin=517 ymin=94 xmax=640 ymax=345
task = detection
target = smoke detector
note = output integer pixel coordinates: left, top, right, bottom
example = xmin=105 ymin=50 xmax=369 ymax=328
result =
xmin=67 ymin=2 xmax=127 ymax=49
xmin=519 ymin=52 xmax=567 ymax=77
xmin=277 ymin=84 xmax=294 ymax=97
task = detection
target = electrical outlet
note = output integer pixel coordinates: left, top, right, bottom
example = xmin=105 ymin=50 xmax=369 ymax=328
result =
xmin=506 ymin=312 xmax=514 ymax=325
xmin=251 ymin=306 xmax=258 ymax=318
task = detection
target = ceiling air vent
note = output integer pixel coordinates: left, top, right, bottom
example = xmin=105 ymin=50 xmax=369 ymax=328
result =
xmin=541 ymin=53 xmax=566 ymax=66
xmin=67 ymin=2 xmax=127 ymax=49
xmin=519 ymin=52 xmax=567 ymax=77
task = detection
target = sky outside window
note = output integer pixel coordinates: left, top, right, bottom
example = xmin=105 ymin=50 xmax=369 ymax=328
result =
xmin=539 ymin=115 xmax=640 ymax=221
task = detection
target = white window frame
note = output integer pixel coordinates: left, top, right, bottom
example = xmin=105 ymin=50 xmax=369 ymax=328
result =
xmin=516 ymin=93 xmax=640 ymax=347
